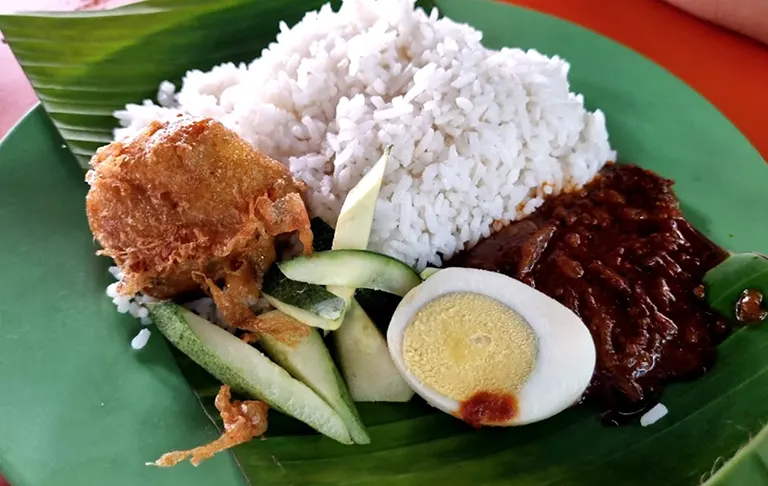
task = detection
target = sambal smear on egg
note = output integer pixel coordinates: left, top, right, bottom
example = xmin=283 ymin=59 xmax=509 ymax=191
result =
xmin=387 ymin=267 xmax=597 ymax=427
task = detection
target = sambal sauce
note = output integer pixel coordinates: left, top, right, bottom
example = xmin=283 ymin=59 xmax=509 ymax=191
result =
xmin=449 ymin=164 xmax=729 ymax=424
xmin=459 ymin=391 xmax=518 ymax=428
xmin=735 ymin=289 xmax=767 ymax=324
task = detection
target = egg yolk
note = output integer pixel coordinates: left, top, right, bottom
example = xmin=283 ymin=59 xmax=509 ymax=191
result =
xmin=402 ymin=292 xmax=538 ymax=402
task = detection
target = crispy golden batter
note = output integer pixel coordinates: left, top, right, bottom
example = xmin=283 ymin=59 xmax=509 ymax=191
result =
xmin=86 ymin=117 xmax=313 ymax=338
xmin=196 ymin=265 xmax=309 ymax=344
xmin=149 ymin=385 xmax=268 ymax=467
xmin=238 ymin=310 xmax=312 ymax=345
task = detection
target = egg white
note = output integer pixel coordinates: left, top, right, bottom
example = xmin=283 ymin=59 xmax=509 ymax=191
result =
xmin=387 ymin=267 xmax=596 ymax=426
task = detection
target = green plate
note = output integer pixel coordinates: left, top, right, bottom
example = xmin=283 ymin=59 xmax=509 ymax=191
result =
xmin=1 ymin=1 xmax=767 ymax=485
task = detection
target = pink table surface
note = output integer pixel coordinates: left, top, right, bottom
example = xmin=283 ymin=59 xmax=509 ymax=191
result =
xmin=0 ymin=0 xmax=132 ymax=138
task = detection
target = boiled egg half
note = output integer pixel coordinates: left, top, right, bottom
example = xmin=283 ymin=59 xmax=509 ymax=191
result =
xmin=387 ymin=267 xmax=596 ymax=426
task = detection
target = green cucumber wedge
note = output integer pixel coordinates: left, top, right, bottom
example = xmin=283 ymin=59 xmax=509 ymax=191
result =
xmin=149 ymin=302 xmax=353 ymax=444
xmin=332 ymin=146 xmax=390 ymax=251
xmin=333 ymin=300 xmax=414 ymax=402
xmin=262 ymin=294 xmax=344 ymax=331
xmin=420 ymin=267 xmax=440 ymax=280
xmin=258 ymin=312 xmax=370 ymax=445
xmin=328 ymin=147 xmax=391 ymax=306
xmin=316 ymin=147 xmax=413 ymax=403
xmin=279 ymin=250 xmax=421 ymax=297
xmin=262 ymin=267 xmax=345 ymax=321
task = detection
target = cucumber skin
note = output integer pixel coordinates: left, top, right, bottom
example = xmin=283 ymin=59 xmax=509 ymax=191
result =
xmin=263 ymin=294 xmax=344 ymax=330
xmin=260 ymin=326 xmax=370 ymax=444
xmin=150 ymin=302 xmax=353 ymax=445
xmin=279 ymin=250 xmax=422 ymax=297
xmin=262 ymin=267 xmax=345 ymax=320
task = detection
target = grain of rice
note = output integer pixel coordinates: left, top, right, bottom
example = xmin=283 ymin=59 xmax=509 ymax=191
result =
xmin=640 ymin=403 xmax=668 ymax=427
xmin=131 ymin=329 xmax=151 ymax=350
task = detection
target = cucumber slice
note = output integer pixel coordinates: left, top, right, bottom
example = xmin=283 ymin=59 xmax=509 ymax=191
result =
xmin=332 ymin=146 xmax=390 ymax=251
xmin=262 ymin=267 xmax=345 ymax=320
xmin=262 ymin=294 xmax=343 ymax=331
xmin=420 ymin=267 xmax=440 ymax=280
xmin=258 ymin=312 xmax=370 ymax=444
xmin=332 ymin=300 xmax=415 ymax=402
xmin=328 ymin=148 xmax=390 ymax=307
xmin=150 ymin=303 xmax=352 ymax=444
xmin=279 ymin=250 xmax=421 ymax=297
xmin=317 ymin=148 xmax=412 ymax=403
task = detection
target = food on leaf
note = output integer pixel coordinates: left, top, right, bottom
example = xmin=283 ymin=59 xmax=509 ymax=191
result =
xmin=704 ymin=252 xmax=768 ymax=325
xmin=60 ymin=0 xmax=768 ymax=474
xmin=86 ymin=117 xmax=313 ymax=341
xmin=236 ymin=308 xmax=311 ymax=345
xmin=197 ymin=268 xmax=308 ymax=344
xmin=449 ymin=164 xmax=730 ymax=422
xmin=387 ymin=267 xmax=596 ymax=426
xmin=279 ymin=249 xmax=422 ymax=297
xmin=334 ymin=299 xmax=415 ymax=402
xmin=330 ymin=147 xmax=391 ymax=256
xmin=734 ymin=289 xmax=767 ymax=324
xmin=261 ymin=267 xmax=346 ymax=321
xmin=262 ymin=293 xmax=345 ymax=331
xmin=150 ymin=302 xmax=353 ymax=444
xmin=328 ymin=147 xmax=391 ymax=305
xmin=258 ymin=312 xmax=370 ymax=444
xmin=302 ymin=147 xmax=414 ymax=402
xmin=149 ymin=385 xmax=268 ymax=467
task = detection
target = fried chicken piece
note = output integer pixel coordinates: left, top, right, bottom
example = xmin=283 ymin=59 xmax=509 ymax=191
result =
xmin=86 ymin=118 xmax=314 ymax=339
xmin=149 ymin=385 xmax=268 ymax=467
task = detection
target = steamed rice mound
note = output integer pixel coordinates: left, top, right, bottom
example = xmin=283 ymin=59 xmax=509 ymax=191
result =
xmin=114 ymin=0 xmax=615 ymax=269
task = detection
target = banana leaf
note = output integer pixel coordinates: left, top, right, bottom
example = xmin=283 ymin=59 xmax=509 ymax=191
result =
xmin=1 ymin=0 xmax=768 ymax=485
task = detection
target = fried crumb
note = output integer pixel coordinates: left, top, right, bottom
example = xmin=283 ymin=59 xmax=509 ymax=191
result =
xmin=197 ymin=269 xmax=309 ymax=344
xmin=148 ymin=385 xmax=268 ymax=468
xmin=238 ymin=310 xmax=311 ymax=345
xmin=241 ymin=332 xmax=260 ymax=344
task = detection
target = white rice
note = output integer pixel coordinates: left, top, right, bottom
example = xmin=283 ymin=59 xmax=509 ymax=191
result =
xmin=106 ymin=266 xmax=154 ymax=325
xmin=640 ymin=403 xmax=668 ymax=427
xmin=106 ymin=266 xmax=265 ymax=332
xmin=112 ymin=0 xmax=614 ymax=270
xmin=131 ymin=328 xmax=152 ymax=350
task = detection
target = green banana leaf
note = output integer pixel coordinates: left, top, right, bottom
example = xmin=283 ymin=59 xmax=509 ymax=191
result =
xmin=2 ymin=0 xmax=768 ymax=485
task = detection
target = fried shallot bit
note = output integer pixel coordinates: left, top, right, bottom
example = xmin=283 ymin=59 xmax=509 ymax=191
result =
xmin=238 ymin=310 xmax=311 ymax=345
xmin=86 ymin=117 xmax=314 ymax=300
xmin=196 ymin=267 xmax=309 ymax=344
xmin=149 ymin=385 xmax=268 ymax=468
xmin=241 ymin=332 xmax=260 ymax=344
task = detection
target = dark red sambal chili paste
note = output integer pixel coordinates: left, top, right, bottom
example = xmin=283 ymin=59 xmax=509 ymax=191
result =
xmin=459 ymin=391 xmax=518 ymax=428
xmin=448 ymin=164 xmax=729 ymax=424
